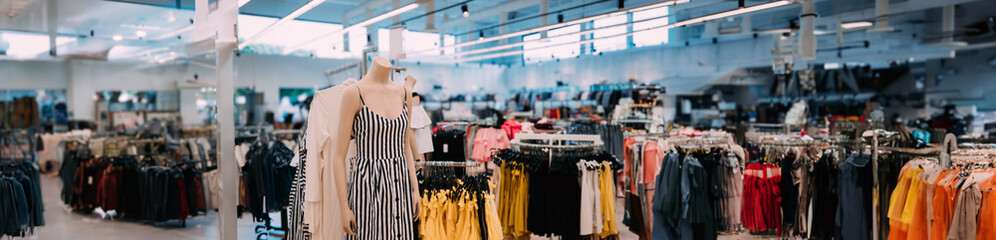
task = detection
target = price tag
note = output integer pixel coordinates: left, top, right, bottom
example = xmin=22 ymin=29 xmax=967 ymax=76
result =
xmin=88 ymin=177 xmax=93 ymax=185
xmin=442 ymin=144 xmax=449 ymax=153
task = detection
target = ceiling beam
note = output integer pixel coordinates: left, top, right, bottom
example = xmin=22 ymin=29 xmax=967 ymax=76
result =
xmin=344 ymin=0 xmax=391 ymax=20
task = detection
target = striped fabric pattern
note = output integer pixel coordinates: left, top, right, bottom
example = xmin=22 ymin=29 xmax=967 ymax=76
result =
xmin=346 ymin=86 xmax=415 ymax=240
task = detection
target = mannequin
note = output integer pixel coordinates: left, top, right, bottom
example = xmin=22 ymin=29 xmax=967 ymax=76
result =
xmin=402 ymin=76 xmax=423 ymax=161
xmin=331 ymin=56 xmax=419 ymax=239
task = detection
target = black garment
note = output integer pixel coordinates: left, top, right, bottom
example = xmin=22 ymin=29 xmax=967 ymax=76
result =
xmin=269 ymin=141 xmax=296 ymax=208
xmin=1 ymin=177 xmax=29 ymax=237
xmin=780 ymin=153 xmax=798 ymax=229
xmin=877 ymin=155 xmax=909 ymax=239
xmin=652 ymin=153 xmax=682 ymax=240
xmin=527 ymin=157 xmax=582 ymax=239
xmin=527 ymin=162 xmax=550 ymax=235
xmin=681 ymin=156 xmax=717 ymax=240
xmin=243 ymin=140 xmax=296 ymax=222
xmin=431 ymin=129 xmax=467 ymax=174
xmin=809 ymin=154 xmax=838 ymax=240
xmin=836 ymin=153 xmax=872 ymax=240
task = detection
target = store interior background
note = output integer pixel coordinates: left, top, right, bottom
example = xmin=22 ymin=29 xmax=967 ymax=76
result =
xmin=2 ymin=0 xmax=996 ymax=239
xmin=3 ymin=0 xmax=994 ymax=128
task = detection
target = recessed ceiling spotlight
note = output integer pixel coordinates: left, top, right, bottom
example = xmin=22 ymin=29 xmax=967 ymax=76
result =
xmin=136 ymin=30 xmax=147 ymax=38
xmin=113 ymin=35 xmax=124 ymax=41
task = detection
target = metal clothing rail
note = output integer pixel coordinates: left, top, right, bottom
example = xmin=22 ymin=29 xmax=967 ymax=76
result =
xmin=416 ymin=161 xmax=483 ymax=167
xmin=512 ymin=133 xmax=603 ymax=145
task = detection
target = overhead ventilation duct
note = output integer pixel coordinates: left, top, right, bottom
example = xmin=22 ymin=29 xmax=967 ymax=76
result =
xmin=868 ymin=0 xmax=894 ymax=32
xmin=799 ymin=0 xmax=817 ymax=59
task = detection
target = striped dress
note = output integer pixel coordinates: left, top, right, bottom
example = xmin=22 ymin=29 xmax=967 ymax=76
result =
xmin=346 ymin=86 xmax=415 ymax=240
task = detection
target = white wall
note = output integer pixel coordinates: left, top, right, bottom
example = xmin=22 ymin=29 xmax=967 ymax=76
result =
xmin=0 ymin=60 xmax=67 ymax=90
xmin=1 ymin=54 xmax=506 ymax=123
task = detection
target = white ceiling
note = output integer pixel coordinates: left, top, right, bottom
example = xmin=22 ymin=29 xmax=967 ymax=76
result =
xmin=0 ymin=0 xmax=994 ymax=64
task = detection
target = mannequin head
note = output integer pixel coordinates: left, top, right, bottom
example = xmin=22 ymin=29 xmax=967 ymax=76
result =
xmin=364 ymin=56 xmax=392 ymax=83
xmin=404 ymin=76 xmax=417 ymax=89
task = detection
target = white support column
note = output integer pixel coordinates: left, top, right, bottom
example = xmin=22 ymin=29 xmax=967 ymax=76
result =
xmin=937 ymin=5 xmax=966 ymax=46
xmin=499 ymin=11 xmax=507 ymax=44
xmin=626 ymin=12 xmax=634 ymax=48
xmin=392 ymin=0 xmax=401 ymax=23
xmin=540 ymin=0 xmax=549 ymax=38
xmin=212 ymin=0 xmax=239 ymax=239
xmin=868 ymin=0 xmax=894 ymax=32
xmin=343 ymin=16 xmax=351 ymax=52
xmin=45 ymin=0 xmax=56 ymax=56
xmin=466 ymin=21 xmax=474 ymax=52
xmin=424 ymin=0 xmax=437 ymax=32
xmin=799 ymin=0 xmax=816 ymax=60
xmin=366 ymin=9 xmax=376 ymax=49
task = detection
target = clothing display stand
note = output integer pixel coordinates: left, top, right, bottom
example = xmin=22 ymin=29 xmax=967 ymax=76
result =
xmin=506 ymin=133 xmax=604 ymax=240
xmin=866 ymin=131 xmax=956 ymax=240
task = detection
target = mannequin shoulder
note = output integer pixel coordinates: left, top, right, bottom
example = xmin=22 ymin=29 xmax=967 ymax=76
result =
xmin=340 ymin=87 xmax=363 ymax=108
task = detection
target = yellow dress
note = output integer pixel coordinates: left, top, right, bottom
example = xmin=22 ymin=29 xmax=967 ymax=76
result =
xmin=484 ymin=193 xmax=504 ymax=240
xmin=598 ymin=162 xmax=619 ymax=238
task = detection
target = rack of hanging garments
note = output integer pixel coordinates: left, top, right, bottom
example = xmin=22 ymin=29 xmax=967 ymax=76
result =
xmin=881 ymin=147 xmax=996 ymax=240
xmin=231 ymin=127 xmax=297 ymax=239
xmin=865 ymin=130 xmax=957 ymax=240
xmin=621 ymin=131 xmax=668 ymax=240
xmin=413 ymin=160 xmax=502 ymax=240
xmin=246 ymin=128 xmax=302 ymax=240
xmin=59 ymin=139 xmax=209 ymax=228
xmin=1 ymin=128 xmax=45 ymax=238
xmin=566 ymin=120 xmax=625 ymax=162
xmin=432 ymin=121 xmax=471 ymax=164
xmin=737 ymin=134 xmax=826 ymax=238
xmin=494 ymin=133 xmax=621 ymax=239
xmin=646 ymin=132 xmax=748 ymax=240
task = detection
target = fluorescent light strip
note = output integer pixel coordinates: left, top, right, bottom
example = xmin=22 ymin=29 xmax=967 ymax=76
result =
xmin=840 ymin=21 xmax=873 ymax=29
xmin=282 ymin=2 xmax=421 ymax=54
xmin=455 ymin=0 xmax=794 ymax=63
xmin=239 ymin=0 xmax=251 ymax=7
xmin=407 ymin=0 xmax=689 ymax=56
xmin=417 ymin=11 xmax=670 ymax=61
xmin=666 ymin=0 xmax=792 ymax=26
xmin=239 ymin=0 xmax=326 ymax=49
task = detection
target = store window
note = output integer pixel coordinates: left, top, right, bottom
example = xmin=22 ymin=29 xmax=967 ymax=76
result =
xmin=592 ymin=15 xmax=628 ymax=53
xmin=0 ymin=31 xmax=76 ymax=59
xmin=633 ymin=7 xmax=669 ymax=47
xmin=523 ymin=24 xmax=581 ymax=64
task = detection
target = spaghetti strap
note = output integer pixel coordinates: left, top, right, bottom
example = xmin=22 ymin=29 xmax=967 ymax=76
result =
xmin=402 ymin=88 xmax=408 ymax=108
xmin=355 ymin=85 xmax=366 ymax=106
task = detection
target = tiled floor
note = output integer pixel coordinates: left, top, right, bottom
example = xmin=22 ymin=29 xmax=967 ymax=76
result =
xmin=34 ymin=174 xmax=282 ymax=240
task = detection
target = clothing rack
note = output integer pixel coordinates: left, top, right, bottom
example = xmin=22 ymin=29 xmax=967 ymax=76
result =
xmin=416 ymin=161 xmax=483 ymax=167
xmin=512 ymin=133 xmax=604 ymax=146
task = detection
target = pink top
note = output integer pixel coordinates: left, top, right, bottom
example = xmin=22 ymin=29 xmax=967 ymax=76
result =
xmin=471 ymin=128 xmax=510 ymax=162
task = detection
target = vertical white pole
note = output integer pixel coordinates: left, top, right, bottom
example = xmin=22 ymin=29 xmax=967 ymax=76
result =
xmin=214 ymin=0 xmax=239 ymax=239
